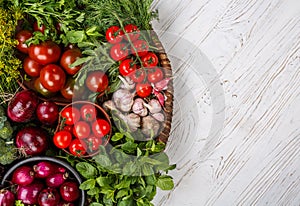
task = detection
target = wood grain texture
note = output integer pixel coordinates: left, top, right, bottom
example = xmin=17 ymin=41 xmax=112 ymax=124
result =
xmin=151 ymin=0 xmax=300 ymax=205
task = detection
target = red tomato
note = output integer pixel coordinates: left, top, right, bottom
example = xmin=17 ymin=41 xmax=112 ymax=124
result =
xmin=80 ymin=104 xmax=97 ymax=122
xmin=136 ymin=83 xmax=152 ymax=98
xmin=60 ymin=48 xmax=82 ymax=75
xmin=40 ymin=64 xmax=66 ymax=92
xmin=60 ymin=77 xmax=75 ymax=100
xmin=23 ymin=57 xmax=43 ymax=77
xmin=86 ymin=136 xmax=103 ymax=151
xmin=85 ymin=71 xmax=109 ymax=93
xmin=15 ymin=30 xmax=33 ymax=54
xmin=110 ymin=43 xmax=129 ymax=61
xmin=129 ymin=69 xmax=146 ymax=83
xmin=130 ymin=40 xmax=149 ymax=57
xmin=53 ymin=131 xmax=72 ymax=149
xmin=141 ymin=52 xmax=159 ymax=67
xmin=63 ymin=125 xmax=73 ymax=133
xmin=123 ymin=24 xmax=140 ymax=42
xmin=33 ymin=21 xmax=46 ymax=34
xmin=105 ymin=26 xmax=124 ymax=44
xmin=34 ymin=77 xmax=56 ymax=98
xmin=69 ymin=139 xmax=87 ymax=157
xmin=92 ymin=119 xmax=110 ymax=138
xmin=61 ymin=106 xmax=80 ymax=125
xmin=28 ymin=41 xmax=61 ymax=65
xmin=73 ymin=121 xmax=91 ymax=139
xmin=147 ymin=67 xmax=164 ymax=83
xmin=119 ymin=59 xmax=137 ymax=76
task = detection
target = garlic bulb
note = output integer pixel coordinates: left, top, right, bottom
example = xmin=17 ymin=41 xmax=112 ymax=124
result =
xmin=102 ymin=100 xmax=116 ymax=111
xmin=144 ymin=99 xmax=162 ymax=114
xmin=132 ymin=98 xmax=148 ymax=117
xmin=141 ymin=116 xmax=161 ymax=138
xmin=152 ymin=112 xmax=165 ymax=122
xmin=113 ymin=89 xmax=134 ymax=112
xmin=114 ymin=112 xmax=141 ymax=132
xmin=119 ymin=76 xmax=135 ymax=90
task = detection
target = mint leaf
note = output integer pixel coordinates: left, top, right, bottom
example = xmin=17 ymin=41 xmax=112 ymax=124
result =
xmin=156 ymin=175 xmax=174 ymax=190
xmin=76 ymin=162 xmax=98 ymax=179
xmin=80 ymin=179 xmax=96 ymax=190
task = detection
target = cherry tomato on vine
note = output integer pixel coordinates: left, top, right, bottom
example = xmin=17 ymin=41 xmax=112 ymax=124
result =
xmin=129 ymin=69 xmax=146 ymax=83
xmin=33 ymin=21 xmax=46 ymax=34
xmin=105 ymin=26 xmax=124 ymax=44
xmin=63 ymin=125 xmax=73 ymax=133
xmin=69 ymin=139 xmax=87 ymax=157
xmin=85 ymin=71 xmax=109 ymax=93
xmin=60 ymin=48 xmax=82 ymax=75
xmin=73 ymin=121 xmax=91 ymax=139
xmin=15 ymin=30 xmax=33 ymax=54
xmin=110 ymin=43 xmax=129 ymax=61
xmin=130 ymin=39 xmax=149 ymax=57
xmin=147 ymin=67 xmax=164 ymax=83
xmin=123 ymin=24 xmax=140 ymax=42
xmin=136 ymin=83 xmax=152 ymax=98
xmin=23 ymin=57 xmax=43 ymax=77
xmin=28 ymin=40 xmax=61 ymax=65
xmin=141 ymin=52 xmax=159 ymax=67
xmin=86 ymin=136 xmax=103 ymax=151
xmin=61 ymin=106 xmax=80 ymax=125
xmin=92 ymin=119 xmax=110 ymax=138
xmin=53 ymin=131 xmax=72 ymax=149
xmin=119 ymin=59 xmax=137 ymax=76
xmin=80 ymin=104 xmax=97 ymax=122
xmin=40 ymin=64 xmax=66 ymax=92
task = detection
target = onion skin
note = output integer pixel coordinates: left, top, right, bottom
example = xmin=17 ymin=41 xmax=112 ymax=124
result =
xmin=46 ymin=172 xmax=68 ymax=188
xmin=59 ymin=181 xmax=80 ymax=202
xmin=0 ymin=189 xmax=15 ymax=206
xmin=16 ymin=126 xmax=48 ymax=156
xmin=7 ymin=90 xmax=39 ymax=123
xmin=38 ymin=188 xmax=60 ymax=206
xmin=12 ymin=165 xmax=35 ymax=186
xmin=33 ymin=161 xmax=57 ymax=178
xmin=17 ymin=180 xmax=44 ymax=205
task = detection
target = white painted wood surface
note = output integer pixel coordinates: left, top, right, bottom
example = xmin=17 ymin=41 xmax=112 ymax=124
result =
xmin=151 ymin=0 xmax=300 ymax=205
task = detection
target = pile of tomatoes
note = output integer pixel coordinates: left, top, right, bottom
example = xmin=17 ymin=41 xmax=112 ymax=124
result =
xmin=53 ymin=103 xmax=111 ymax=157
xmin=106 ymin=24 xmax=165 ymax=98
xmin=15 ymin=24 xmax=109 ymax=101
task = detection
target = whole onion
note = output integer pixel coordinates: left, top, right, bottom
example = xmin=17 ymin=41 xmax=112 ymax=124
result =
xmin=16 ymin=126 xmax=48 ymax=156
xmin=38 ymin=188 xmax=60 ymax=206
xmin=0 ymin=189 xmax=15 ymax=206
xmin=60 ymin=181 xmax=80 ymax=202
xmin=33 ymin=161 xmax=57 ymax=178
xmin=12 ymin=165 xmax=35 ymax=186
xmin=17 ymin=180 xmax=44 ymax=205
xmin=46 ymin=172 xmax=68 ymax=188
xmin=7 ymin=90 xmax=39 ymax=123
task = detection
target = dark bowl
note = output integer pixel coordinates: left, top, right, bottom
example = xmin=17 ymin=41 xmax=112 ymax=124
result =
xmin=0 ymin=156 xmax=85 ymax=206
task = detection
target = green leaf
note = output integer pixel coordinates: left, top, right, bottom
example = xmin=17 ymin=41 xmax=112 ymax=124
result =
xmin=66 ymin=30 xmax=86 ymax=43
xmin=121 ymin=141 xmax=138 ymax=153
xmin=142 ymin=165 xmax=154 ymax=176
xmin=117 ymin=197 xmax=134 ymax=206
xmin=89 ymin=203 xmax=104 ymax=206
xmin=96 ymin=176 xmax=114 ymax=187
xmin=94 ymin=154 xmax=112 ymax=169
xmin=156 ymin=175 xmax=174 ymax=191
xmin=70 ymin=56 xmax=92 ymax=67
xmin=76 ymin=162 xmax=98 ymax=179
xmin=111 ymin=132 xmax=124 ymax=142
xmin=116 ymin=189 xmax=128 ymax=199
xmin=114 ymin=178 xmax=131 ymax=189
xmin=87 ymin=187 xmax=101 ymax=195
xmin=145 ymin=174 xmax=157 ymax=186
xmin=80 ymin=179 xmax=96 ymax=190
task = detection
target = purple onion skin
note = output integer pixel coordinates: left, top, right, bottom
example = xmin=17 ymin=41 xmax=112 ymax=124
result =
xmin=17 ymin=180 xmax=44 ymax=205
xmin=58 ymin=166 xmax=67 ymax=173
xmin=12 ymin=165 xmax=35 ymax=186
xmin=38 ymin=188 xmax=60 ymax=206
xmin=58 ymin=202 xmax=75 ymax=206
xmin=7 ymin=90 xmax=39 ymax=123
xmin=34 ymin=161 xmax=57 ymax=178
xmin=0 ymin=189 xmax=15 ymax=206
xmin=46 ymin=172 xmax=68 ymax=188
xmin=16 ymin=126 xmax=48 ymax=156
xmin=60 ymin=181 xmax=80 ymax=202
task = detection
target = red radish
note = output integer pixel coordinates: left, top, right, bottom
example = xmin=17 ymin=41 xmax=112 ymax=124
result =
xmin=7 ymin=90 xmax=39 ymax=123
xmin=60 ymin=181 xmax=80 ymax=202
xmin=46 ymin=172 xmax=68 ymax=187
xmin=0 ymin=189 xmax=15 ymax=206
xmin=17 ymin=180 xmax=44 ymax=205
xmin=12 ymin=165 xmax=35 ymax=186
xmin=33 ymin=161 xmax=57 ymax=178
xmin=16 ymin=126 xmax=48 ymax=156
xmin=38 ymin=188 xmax=60 ymax=206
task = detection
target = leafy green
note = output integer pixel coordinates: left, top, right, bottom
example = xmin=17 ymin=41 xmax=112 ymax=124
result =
xmin=0 ymin=139 xmax=18 ymax=165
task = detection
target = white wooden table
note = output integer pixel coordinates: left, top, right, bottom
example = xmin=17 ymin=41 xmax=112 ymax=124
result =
xmin=151 ymin=0 xmax=300 ymax=205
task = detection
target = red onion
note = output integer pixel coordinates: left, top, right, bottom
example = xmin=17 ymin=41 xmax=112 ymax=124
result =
xmin=58 ymin=202 xmax=75 ymax=206
xmin=16 ymin=126 xmax=48 ymax=156
xmin=0 ymin=189 xmax=15 ymax=206
xmin=17 ymin=180 xmax=44 ymax=205
xmin=59 ymin=181 xmax=80 ymax=202
xmin=38 ymin=188 xmax=60 ymax=206
xmin=58 ymin=166 xmax=67 ymax=173
xmin=7 ymin=90 xmax=39 ymax=123
xmin=46 ymin=172 xmax=68 ymax=188
xmin=33 ymin=161 xmax=57 ymax=178
xmin=12 ymin=165 xmax=35 ymax=186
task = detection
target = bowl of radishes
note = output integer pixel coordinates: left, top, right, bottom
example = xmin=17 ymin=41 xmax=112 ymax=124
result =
xmin=0 ymin=156 xmax=85 ymax=206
